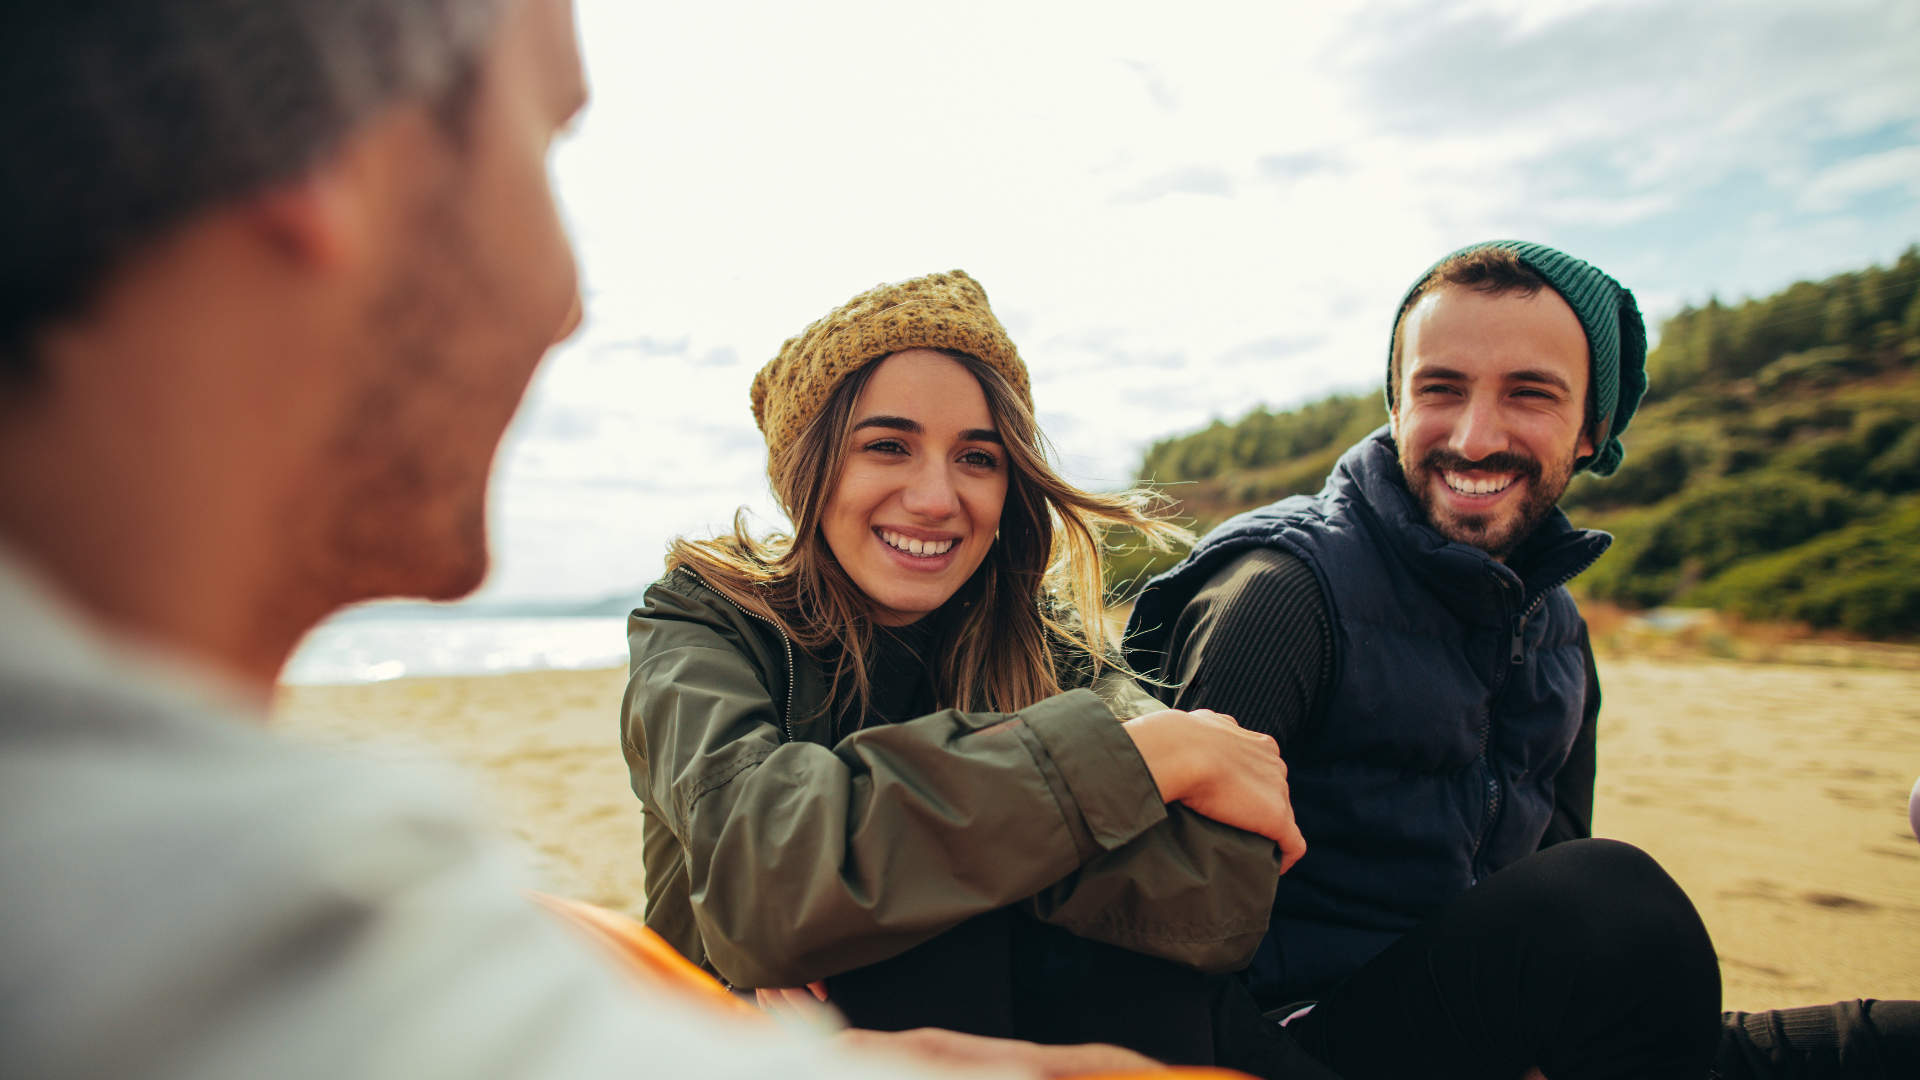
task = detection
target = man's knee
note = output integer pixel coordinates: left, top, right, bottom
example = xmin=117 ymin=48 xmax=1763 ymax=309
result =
xmin=1525 ymin=839 xmax=1697 ymax=925
xmin=1489 ymin=839 xmax=1716 ymax=984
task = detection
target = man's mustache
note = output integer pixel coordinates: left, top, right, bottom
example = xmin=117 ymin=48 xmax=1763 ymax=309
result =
xmin=1418 ymin=448 xmax=1544 ymax=482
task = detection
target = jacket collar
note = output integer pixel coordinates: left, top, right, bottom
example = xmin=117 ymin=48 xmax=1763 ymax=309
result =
xmin=1332 ymin=426 xmax=1612 ymax=622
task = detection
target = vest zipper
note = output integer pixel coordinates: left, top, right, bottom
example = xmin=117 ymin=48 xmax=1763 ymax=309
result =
xmin=1521 ymin=566 xmax=1584 ymax=623
xmin=1470 ymin=578 xmax=1521 ymax=875
xmin=1505 ymin=556 xmax=1595 ymax=664
xmin=1472 ymin=561 xmax=1595 ymax=878
xmin=708 ymin=588 xmax=797 ymax=744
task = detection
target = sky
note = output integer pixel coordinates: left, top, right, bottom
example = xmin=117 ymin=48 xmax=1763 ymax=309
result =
xmin=480 ymin=0 xmax=1920 ymax=603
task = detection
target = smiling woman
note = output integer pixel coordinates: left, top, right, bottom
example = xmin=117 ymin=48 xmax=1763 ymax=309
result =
xmin=619 ymin=270 xmax=1312 ymax=1068
xmin=678 ymin=269 xmax=1212 ymax=728
xmin=819 ymin=349 xmax=1011 ymax=629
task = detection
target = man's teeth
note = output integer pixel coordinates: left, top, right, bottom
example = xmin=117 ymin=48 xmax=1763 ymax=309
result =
xmin=880 ymin=529 xmax=956 ymax=556
xmin=1443 ymin=472 xmax=1515 ymax=496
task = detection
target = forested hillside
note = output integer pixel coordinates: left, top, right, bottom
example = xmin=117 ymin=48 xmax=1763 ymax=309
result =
xmin=1115 ymin=247 xmax=1920 ymax=638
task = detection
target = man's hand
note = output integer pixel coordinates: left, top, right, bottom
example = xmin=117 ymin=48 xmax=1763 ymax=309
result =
xmin=839 ymin=1027 xmax=1163 ymax=1077
xmin=1123 ymin=708 xmax=1307 ymax=873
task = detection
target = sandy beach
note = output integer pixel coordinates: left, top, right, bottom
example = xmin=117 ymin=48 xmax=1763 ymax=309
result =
xmin=273 ymin=652 xmax=1920 ymax=1012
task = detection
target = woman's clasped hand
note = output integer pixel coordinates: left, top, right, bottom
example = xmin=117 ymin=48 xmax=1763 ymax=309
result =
xmin=1123 ymin=707 xmax=1305 ymax=872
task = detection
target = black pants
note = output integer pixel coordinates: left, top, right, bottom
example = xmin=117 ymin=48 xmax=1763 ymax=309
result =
xmin=831 ymin=839 xmax=1722 ymax=1077
xmin=825 ymin=906 xmax=1215 ymax=1065
xmin=1225 ymin=839 xmax=1724 ymax=1080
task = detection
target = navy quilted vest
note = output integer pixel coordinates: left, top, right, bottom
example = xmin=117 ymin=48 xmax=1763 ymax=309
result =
xmin=1126 ymin=427 xmax=1610 ymax=1004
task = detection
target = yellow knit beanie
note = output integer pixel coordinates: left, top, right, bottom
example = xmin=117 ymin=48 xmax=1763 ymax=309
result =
xmin=750 ymin=270 xmax=1032 ymax=454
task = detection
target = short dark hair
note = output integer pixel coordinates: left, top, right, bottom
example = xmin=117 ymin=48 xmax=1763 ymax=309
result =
xmin=0 ymin=0 xmax=508 ymax=383
xmin=1387 ymin=245 xmax=1563 ymax=412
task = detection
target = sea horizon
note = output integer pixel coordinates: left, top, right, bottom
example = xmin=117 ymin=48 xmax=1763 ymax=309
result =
xmin=282 ymin=612 xmax=632 ymax=685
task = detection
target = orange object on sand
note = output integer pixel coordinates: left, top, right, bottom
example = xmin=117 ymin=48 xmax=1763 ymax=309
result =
xmin=525 ymin=891 xmax=1256 ymax=1079
xmin=525 ymin=890 xmax=759 ymax=1017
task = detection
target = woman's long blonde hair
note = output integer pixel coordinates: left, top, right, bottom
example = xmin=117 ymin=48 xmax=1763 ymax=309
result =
xmin=670 ymin=350 xmax=1187 ymax=718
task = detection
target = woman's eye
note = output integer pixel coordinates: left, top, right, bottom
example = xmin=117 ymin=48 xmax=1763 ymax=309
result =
xmin=960 ymin=450 xmax=1000 ymax=469
xmin=862 ymin=439 xmax=908 ymax=455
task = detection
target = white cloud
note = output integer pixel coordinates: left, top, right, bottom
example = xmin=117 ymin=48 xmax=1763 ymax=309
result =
xmin=1121 ymin=59 xmax=1182 ymax=111
xmin=1113 ymin=166 xmax=1236 ymax=203
xmin=1800 ymin=145 xmax=1920 ymax=212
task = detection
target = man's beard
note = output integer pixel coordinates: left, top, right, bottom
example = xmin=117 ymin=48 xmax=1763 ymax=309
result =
xmin=295 ymin=179 xmax=533 ymax=606
xmin=1400 ymin=445 xmax=1579 ymax=560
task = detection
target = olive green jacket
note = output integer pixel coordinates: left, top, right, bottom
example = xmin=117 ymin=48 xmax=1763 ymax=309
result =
xmin=621 ymin=566 xmax=1280 ymax=990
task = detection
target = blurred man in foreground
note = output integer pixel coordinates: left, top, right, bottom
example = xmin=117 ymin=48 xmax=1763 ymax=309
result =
xmin=0 ymin=2 xmax=1125 ymax=1076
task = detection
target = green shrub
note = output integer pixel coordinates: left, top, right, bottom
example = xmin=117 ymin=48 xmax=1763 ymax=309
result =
xmin=1139 ymin=392 xmax=1381 ymax=483
xmin=1684 ymin=498 xmax=1920 ymax=637
xmin=1855 ymin=410 xmax=1914 ymax=454
xmin=1775 ymin=433 xmax=1874 ymax=487
xmin=1576 ymin=504 xmax=1680 ymax=606
xmin=1223 ymin=445 xmax=1345 ymax=507
xmin=1581 ymin=471 xmax=1871 ymax=608
xmin=1866 ymin=424 xmax=1920 ymax=493
xmin=1562 ymin=439 xmax=1690 ymax=510
xmin=1756 ymin=346 xmax=1875 ymax=392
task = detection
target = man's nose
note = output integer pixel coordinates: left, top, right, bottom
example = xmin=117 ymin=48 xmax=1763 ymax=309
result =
xmin=900 ymin=459 xmax=959 ymax=520
xmin=1450 ymin=393 xmax=1509 ymax=463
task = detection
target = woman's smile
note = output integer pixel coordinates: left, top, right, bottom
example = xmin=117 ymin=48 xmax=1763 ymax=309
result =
xmin=820 ymin=349 xmax=1008 ymax=625
xmin=875 ymin=527 xmax=959 ymax=562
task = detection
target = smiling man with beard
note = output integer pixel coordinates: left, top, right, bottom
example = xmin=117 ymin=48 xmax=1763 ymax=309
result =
xmin=1129 ymin=249 xmax=1639 ymax=1014
xmin=1126 ymin=243 xmax=1920 ymax=1080
xmin=1392 ymin=262 xmax=1598 ymax=561
xmin=1123 ymin=243 xmax=1719 ymax=1078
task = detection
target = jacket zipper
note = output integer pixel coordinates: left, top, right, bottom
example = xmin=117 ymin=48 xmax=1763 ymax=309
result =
xmin=709 ymin=589 xmax=797 ymax=744
xmin=1470 ymin=560 xmax=1598 ymax=879
xmin=1508 ymin=562 xmax=1587 ymax=664
xmin=1469 ymin=577 xmax=1521 ymax=877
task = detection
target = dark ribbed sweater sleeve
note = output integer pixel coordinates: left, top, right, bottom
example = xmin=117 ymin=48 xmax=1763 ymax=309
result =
xmin=1162 ymin=547 xmax=1332 ymax=757
xmin=1540 ymin=623 xmax=1599 ymax=848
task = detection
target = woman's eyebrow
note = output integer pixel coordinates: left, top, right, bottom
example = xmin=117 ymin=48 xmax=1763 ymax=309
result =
xmin=851 ymin=416 xmax=1002 ymax=444
xmin=853 ymin=415 xmax=921 ymax=434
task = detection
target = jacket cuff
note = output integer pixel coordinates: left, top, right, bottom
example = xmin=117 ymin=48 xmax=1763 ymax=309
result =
xmin=1016 ymin=689 xmax=1167 ymax=856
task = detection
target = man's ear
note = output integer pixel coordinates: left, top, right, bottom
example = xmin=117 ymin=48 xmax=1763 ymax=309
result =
xmin=1573 ymin=414 xmax=1604 ymax=468
xmin=240 ymin=166 xmax=363 ymax=272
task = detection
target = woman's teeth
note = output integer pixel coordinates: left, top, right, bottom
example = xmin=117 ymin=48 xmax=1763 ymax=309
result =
xmin=879 ymin=529 xmax=956 ymax=557
xmin=1443 ymin=472 xmax=1515 ymax=496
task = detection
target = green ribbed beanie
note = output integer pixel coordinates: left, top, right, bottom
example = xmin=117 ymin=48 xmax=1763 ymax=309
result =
xmin=1385 ymin=240 xmax=1647 ymax=477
